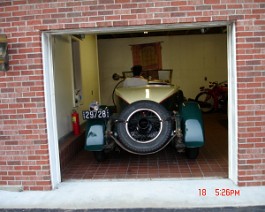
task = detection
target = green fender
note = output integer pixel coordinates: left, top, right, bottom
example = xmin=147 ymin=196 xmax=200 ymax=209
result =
xmin=179 ymin=101 xmax=205 ymax=148
xmin=85 ymin=119 xmax=106 ymax=151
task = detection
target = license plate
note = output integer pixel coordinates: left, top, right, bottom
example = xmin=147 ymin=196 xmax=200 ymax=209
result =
xmin=82 ymin=109 xmax=110 ymax=120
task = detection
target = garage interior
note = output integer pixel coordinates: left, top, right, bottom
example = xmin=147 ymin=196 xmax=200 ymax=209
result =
xmin=62 ymin=113 xmax=228 ymax=180
xmin=52 ymin=26 xmax=228 ymax=181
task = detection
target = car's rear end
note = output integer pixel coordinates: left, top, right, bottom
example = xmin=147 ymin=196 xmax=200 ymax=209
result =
xmin=83 ymin=83 xmax=205 ymax=161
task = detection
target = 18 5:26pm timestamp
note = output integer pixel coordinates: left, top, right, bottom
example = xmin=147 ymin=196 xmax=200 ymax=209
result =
xmin=199 ymin=188 xmax=241 ymax=196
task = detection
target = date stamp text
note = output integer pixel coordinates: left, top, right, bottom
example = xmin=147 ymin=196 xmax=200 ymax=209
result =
xmin=198 ymin=188 xmax=240 ymax=196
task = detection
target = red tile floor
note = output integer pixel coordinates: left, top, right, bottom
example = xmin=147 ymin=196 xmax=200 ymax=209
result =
xmin=62 ymin=112 xmax=228 ymax=181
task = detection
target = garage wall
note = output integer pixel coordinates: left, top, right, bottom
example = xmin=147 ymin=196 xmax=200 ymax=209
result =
xmin=53 ymin=35 xmax=74 ymax=139
xmin=79 ymin=35 xmax=100 ymax=120
xmin=98 ymin=34 xmax=227 ymax=105
xmin=53 ymin=35 xmax=99 ymax=139
xmin=165 ymin=34 xmax=227 ymax=98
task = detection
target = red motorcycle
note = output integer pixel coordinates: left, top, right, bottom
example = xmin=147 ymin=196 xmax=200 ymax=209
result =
xmin=195 ymin=81 xmax=228 ymax=113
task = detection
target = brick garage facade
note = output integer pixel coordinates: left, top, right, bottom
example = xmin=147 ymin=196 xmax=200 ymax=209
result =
xmin=0 ymin=0 xmax=264 ymax=190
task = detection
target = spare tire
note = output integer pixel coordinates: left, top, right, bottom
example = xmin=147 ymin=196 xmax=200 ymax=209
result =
xmin=116 ymin=100 xmax=172 ymax=154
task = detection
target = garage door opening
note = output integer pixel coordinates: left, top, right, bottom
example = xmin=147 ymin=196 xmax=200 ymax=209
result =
xmin=42 ymin=22 xmax=237 ymax=188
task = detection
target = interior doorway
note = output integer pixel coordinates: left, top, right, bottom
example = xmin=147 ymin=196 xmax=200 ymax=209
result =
xmin=42 ymin=22 xmax=237 ymax=189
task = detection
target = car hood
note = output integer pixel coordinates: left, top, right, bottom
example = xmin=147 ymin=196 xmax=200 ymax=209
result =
xmin=115 ymin=84 xmax=180 ymax=104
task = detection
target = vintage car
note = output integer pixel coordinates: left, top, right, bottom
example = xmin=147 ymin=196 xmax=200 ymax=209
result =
xmin=82 ymin=70 xmax=204 ymax=161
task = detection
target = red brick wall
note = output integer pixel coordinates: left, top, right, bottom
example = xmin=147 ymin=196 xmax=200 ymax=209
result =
xmin=0 ymin=0 xmax=264 ymax=190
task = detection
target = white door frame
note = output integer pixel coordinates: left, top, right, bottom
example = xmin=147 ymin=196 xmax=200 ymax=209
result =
xmin=42 ymin=33 xmax=61 ymax=189
xmin=227 ymin=22 xmax=238 ymax=184
xmin=42 ymin=21 xmax=238 ymax=189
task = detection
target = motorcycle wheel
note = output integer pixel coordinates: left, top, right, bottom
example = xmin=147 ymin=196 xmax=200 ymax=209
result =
xmin=195 ymin=92 xmax=214 ymax=113
xmin=116 ymin=100 xmax=172 ymax=154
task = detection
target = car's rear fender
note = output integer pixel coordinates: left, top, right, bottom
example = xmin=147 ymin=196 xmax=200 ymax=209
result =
xmin=84 ymin=119 xmax=106 ymax=151
xmin=179 ymin=101 xmax=205 ymax=148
